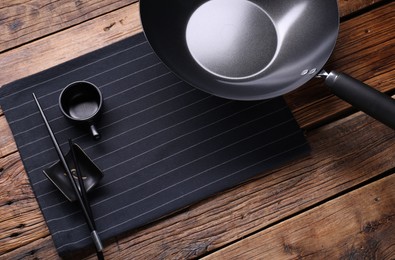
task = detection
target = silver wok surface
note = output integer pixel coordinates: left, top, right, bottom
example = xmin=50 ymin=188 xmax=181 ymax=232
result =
xmin=140 ymin=0 xmax=339 ymax=100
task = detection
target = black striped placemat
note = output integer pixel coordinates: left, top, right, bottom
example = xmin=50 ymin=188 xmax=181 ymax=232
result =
xmin=0 ymin=33 xmax=309 ymax=257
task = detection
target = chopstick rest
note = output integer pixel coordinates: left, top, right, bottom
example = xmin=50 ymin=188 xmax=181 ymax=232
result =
xmin=43 ymin=142 xmax=103 ymax=202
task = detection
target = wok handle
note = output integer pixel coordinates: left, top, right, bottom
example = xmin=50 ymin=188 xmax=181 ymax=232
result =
xmin=325 ymin=71 xmax=395 ymax=129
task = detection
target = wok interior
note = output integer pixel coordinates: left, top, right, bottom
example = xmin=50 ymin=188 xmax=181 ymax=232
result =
xmin=186 ymin=0 xmax=278 ymax=79
xmin=140 ymin=0 xmax=339 ymax=100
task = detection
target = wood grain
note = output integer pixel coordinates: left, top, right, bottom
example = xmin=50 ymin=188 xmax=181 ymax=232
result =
xmin=0 ymin=152 xmax=50 ymax=254
xmin=0 ymin=116 xmax=16 ymax=158
xmin=0 ymin=3 xmax=142 ymax=87
xmin=337 ymin=0 xmax=386 ymax=17
xmin=203 ymin=173 xmax=395 ymax=259
xmin=0 ymin=0 xmax=394 ymax=259
xmin=0 ymin=0 xmax=137 ymax=52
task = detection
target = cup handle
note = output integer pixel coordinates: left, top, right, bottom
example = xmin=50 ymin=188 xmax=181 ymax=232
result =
xmin=90 ymin=124 xmax=101 ymax=140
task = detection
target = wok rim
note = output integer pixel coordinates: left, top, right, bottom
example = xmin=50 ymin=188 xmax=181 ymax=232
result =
xmin=140 ymin=0 xmax=340 ymax=100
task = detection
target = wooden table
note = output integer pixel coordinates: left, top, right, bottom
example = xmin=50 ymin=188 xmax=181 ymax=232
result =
xmin=1 ymin=1 xmax=394 ymax=259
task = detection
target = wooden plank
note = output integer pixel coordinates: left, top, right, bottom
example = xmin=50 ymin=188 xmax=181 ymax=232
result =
xmin=0 ymin=3 xmax=142 ymax=87
xmin=2 ymin=102 xmax=394 ymax=259
xmin=338 ymin=0 xmax=386 ymax=17
xmin=0 ymin=152 xmax=50 ymax=254
xmin=0 ymin=115 xmax=16 ymax=158
xmin=203 ymin=173 xmax=395 ymax=259
xmin=0 ymin=236 xmax=58 ymax=260
xmin=0 ymin=0 xmax=137 ymax=52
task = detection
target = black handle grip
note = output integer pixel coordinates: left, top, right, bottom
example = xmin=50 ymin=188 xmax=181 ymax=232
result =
xmin=325 ymin=71 xmax=395 ymax=129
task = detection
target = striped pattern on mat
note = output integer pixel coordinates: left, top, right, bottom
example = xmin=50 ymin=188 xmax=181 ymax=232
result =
xmin=0 ymin=33 xmax=309 ymax=257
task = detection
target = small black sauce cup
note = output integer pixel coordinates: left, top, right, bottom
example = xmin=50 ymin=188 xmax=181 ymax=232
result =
xmin=59 ymin=81 xmax=103 ymax=140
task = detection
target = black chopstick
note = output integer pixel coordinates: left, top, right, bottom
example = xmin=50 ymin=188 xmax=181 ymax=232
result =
xmin=32 ymin=93 xmax=104 ymax=259
xmin=68 ymin=139 xmax=104 ymax=260
xmin=68 ymin=138 xmax=94 ymax=222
